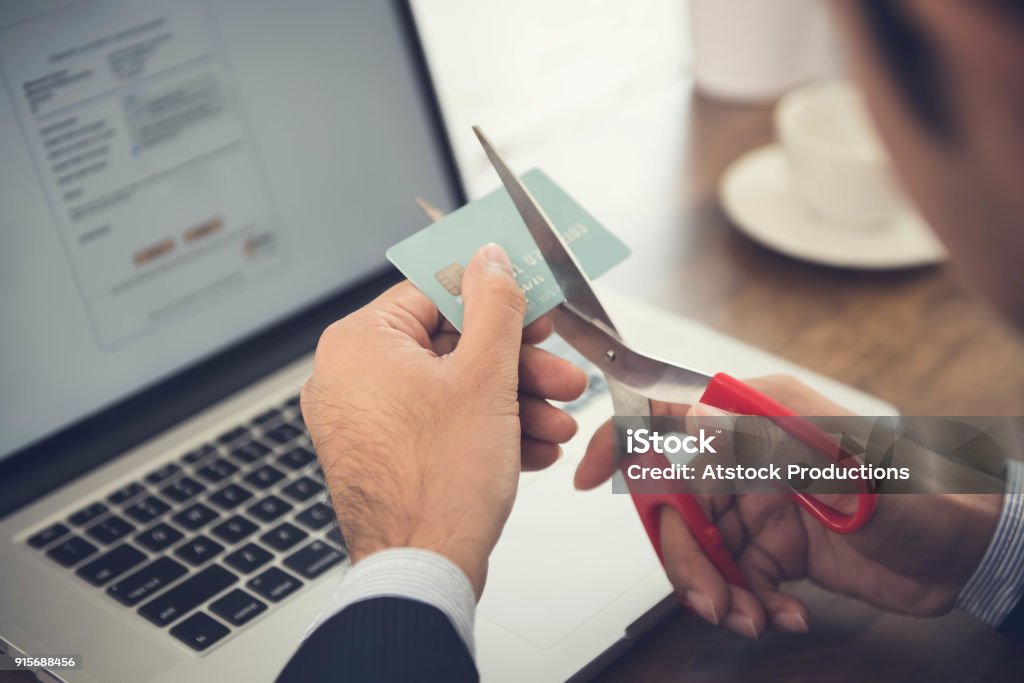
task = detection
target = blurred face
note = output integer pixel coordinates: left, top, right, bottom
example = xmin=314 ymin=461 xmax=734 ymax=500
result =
xmin=835 ymin=0 xmax=1024 ymax=328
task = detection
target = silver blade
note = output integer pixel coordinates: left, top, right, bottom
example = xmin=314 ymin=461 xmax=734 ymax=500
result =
xmin=551 ymin=306 xmax=712 ymax=405
xmin=472 ymin=125 xmax=620 ymax=334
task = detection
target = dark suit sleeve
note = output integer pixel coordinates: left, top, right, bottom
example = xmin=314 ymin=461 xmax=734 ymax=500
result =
xmin=276 ymin=597 xmax=478 ymax=682
xmin=997 ymin=597 xmax=1024 ymax=640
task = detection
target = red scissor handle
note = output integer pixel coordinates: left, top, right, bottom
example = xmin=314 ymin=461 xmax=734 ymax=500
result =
xmin=625 ymin=372 xmax=877 ymax=590
xmin=702 ymin=372 xmax=877 ymax=533
xmin=626 ymin=468 xmax=749 ymax=588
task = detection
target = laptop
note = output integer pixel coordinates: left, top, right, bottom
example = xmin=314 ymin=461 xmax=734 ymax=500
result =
xmin=0 ymin=1 xmax=897 ymax=681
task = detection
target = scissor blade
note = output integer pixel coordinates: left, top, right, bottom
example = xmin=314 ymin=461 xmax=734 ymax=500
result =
xmin=551 ymin=306 xmax=714 ymax=406
xmin=472 ymin=126 xmax=619 ymax=332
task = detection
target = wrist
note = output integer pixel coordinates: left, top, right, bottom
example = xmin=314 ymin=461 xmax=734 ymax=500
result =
xmin=345 ymin=519 xmax=491 ymax=599
xmin=408 ymin=538 xmax=488 ymax=599
xmin=949 ymin=491 xmax=1004 ymax=590
xmin=956 ymin=460 xmax=1024 ymax=626
xmin=350 ymin=538 xmax=487 ymax=599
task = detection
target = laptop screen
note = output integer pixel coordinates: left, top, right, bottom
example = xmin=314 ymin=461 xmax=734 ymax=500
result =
xmin=0 ymin=0 xmax=458 ymax=458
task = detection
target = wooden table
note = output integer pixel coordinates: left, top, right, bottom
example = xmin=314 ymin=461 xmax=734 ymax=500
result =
xmin=585 ymin=91 xmax=1024 ymax=681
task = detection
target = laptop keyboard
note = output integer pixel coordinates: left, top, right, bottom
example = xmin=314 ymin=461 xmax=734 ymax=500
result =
xmin=24 ymin=394 xmax=347 ymax=654
xmin=21 ymin=337 xmax=609 ymax=656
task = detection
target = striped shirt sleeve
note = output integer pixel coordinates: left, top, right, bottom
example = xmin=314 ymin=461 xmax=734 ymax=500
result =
xmin=956 ymin=459 xmax=1024 ymax=626
xmin=303 ymin=547 xmax=477 ymax=653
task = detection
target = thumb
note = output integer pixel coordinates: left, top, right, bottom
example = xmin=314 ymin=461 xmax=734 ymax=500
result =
xmin=456 ymin=243 xmax=527 ymax=371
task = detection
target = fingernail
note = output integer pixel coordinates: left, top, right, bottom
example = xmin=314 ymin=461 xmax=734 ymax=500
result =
xmin=480 ymin=242 xmax=511 ymax=268
xmin=775 ymin=612 xmax=809 ymax=633
xmin=685 ymin=591 xmax=719 ymax=625
xmin=723 ymin=613 xmax=759 ymax=639
xmin=572 ymin=461 xmax=585 ymax=488
xmin=567 ymin=414 xmax=579 ymax=436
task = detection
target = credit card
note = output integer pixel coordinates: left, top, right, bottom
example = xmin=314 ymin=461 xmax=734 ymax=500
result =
xmin=386 ymin=168 xmax=630 ymax=330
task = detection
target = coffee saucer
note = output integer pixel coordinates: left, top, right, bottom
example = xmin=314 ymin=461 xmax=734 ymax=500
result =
xmin=719 ymin=145 xmax=947 ymax=270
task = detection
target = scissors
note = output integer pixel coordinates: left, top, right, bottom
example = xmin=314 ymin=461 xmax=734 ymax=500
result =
xmin=472 ymin=126 xmax=877 ymax=589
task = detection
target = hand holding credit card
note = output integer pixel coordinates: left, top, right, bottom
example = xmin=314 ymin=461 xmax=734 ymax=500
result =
xmin=386 ymin=168 xmax=630 ymax=330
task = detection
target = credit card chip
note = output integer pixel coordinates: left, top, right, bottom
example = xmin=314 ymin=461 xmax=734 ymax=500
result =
xmin=435 ymin=263 xmax=465 ymax=296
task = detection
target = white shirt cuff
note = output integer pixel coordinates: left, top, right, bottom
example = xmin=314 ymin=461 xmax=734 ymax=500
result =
xmin=303 ymin=547 xmax=477 ymax=654
xmin=956 ymin=459 xmax=1024 ymax=626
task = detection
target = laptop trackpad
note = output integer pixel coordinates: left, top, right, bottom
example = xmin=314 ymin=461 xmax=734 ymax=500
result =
xmin=477 ymin=462 xmax=661 ymax=649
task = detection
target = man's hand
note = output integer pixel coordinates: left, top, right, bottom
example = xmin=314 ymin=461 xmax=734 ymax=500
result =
xmin=575 ymin=375 xmax=1002 ymax=638
xmin=302 ymin=243 xmax=587 ymax=597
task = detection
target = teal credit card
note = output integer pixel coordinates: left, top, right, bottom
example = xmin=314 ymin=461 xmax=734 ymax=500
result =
xmin=386 ymin=168 xmax=630 ymax=331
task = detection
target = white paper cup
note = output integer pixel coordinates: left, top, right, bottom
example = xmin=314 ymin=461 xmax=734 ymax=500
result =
xmin=775 ymin=80 xmax=900 ymax=225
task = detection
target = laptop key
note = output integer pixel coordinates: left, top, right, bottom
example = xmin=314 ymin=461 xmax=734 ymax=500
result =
xmin=145 ymin=463 xmax=181 ymax=484
xmin=247 ymin=566 xmax=302 ymax=603
xmin=283 ymin=540 xmax=344 ymax=579
xmin=247 ymin=495 xmax=292 ymax=522
xmin=195 ymin=458 xmax=239 ymax=484
xmin=139 ymin=565 xmax=237 ymax=627
xmin=264 ymin=423 xmax=301 ymax=445
xmin=182 ymin=444 xmax=217 ymax=464
xmin=173 ymin=503 xmax=220 ymax=531
xmin=135 ymin=523 xmax=183 ymax=552
xmin=69 ymin=502 xmax=108 ymax=526
xmin=281 ymin=476 xmax=322 ymax=503
xmin=161 ymin=477 xmax=206 ymax=503
xmin=223 ymin=543 xmax=273 ymax=574
xmin=28 ymin=522 xmax=70 ymax=549
xmin=46 ymin=535 xmax=98 ymax=567
xmin=87 ymin=515 xmax=136 ymax=544
xmin=124 ymin=496 xmax=171 ymax=524
xmin=208 ymin=483 xmax=253 ymax=510
xmin=277 ymin=446 xmax=316 ymax=471
xmin=108 ymin=482 xmax=145 ymax=505
xmin=230 ymin=440 xmax=271 ymax=464
xmin=252 ymin=408 xmax=282 ymax=426
xmin=217 ymin=426 xmax=250 ymax=446
xmin=174 ymin=535 xmax=224 ymax=566
xmin=295 ymin=502 xmax=334 ymax=531
xmin=244 ymin=465 xmax=285 ymax=490
xmin=76 ymin=543 xmax=146 ymax=586
xmin=210 ymin=589 xmax=267 ymax=626
xmin=260 ymin=522 xmax=307 ymax=552
xmin=107 ymin=557 xmax=188 ymax=606
xmin=325 ymin=526 xmax=346 ymax=549
xmin=170 ymin=612 xmax=230 ymax=652
xmin=211 ymin=515 xmax=258 ymax=544
xmin=283 ymin=395 xmax=300 ymax=409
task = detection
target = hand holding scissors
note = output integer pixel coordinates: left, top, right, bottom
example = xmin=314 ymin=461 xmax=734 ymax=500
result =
xmin=473 ymin=127 xmax=877 ymax=617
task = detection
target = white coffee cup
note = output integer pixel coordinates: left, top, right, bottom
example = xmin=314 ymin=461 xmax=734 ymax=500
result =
xmin=775 ymin=80 xmax=901 ymax=224
xmin=690 ymin=0 xmax=830 ymax=103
